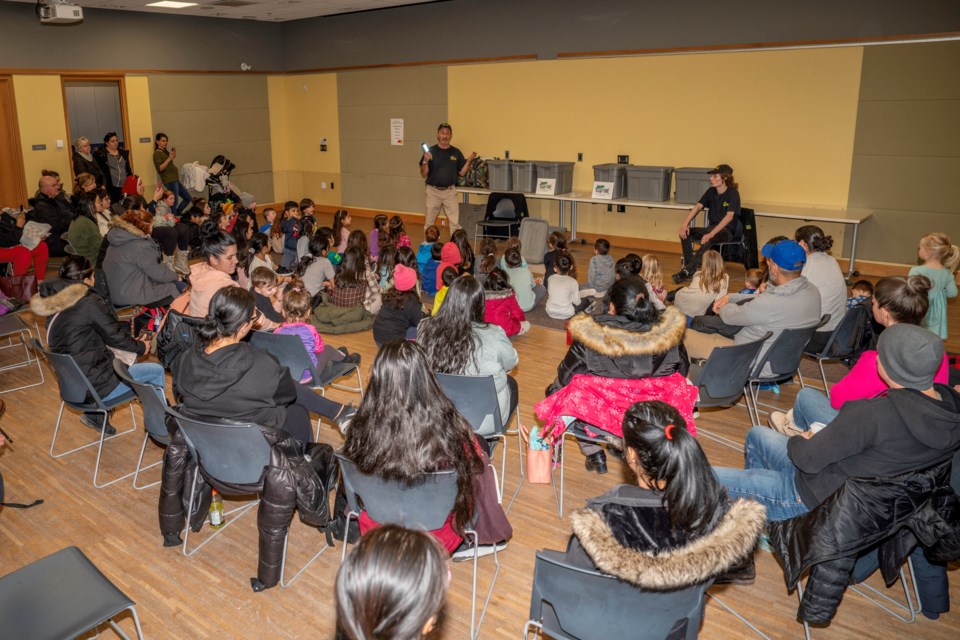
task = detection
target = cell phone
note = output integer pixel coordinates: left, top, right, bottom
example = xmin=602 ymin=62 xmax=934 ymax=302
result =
xmin=421 ymin=142 xmax=430 ymax=154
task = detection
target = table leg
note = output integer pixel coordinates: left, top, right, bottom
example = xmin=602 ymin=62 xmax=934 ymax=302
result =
xmin=570 ymin=202 xmax=580 ymax=242
xmin=558 ymin=201 xmax=566 ymax=230
xmin=846 ymin=223 xmax=861 ymax=283
xmin=461 ymin=191 xmax=469 ymax=205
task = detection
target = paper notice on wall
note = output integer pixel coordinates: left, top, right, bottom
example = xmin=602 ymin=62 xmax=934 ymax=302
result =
xmin=390 ymin=118 xmax=404 ymax=146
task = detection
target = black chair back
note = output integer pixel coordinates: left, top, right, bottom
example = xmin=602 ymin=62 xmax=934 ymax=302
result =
xmin=33 ymin=338 xmax=101 ymax=408
xmin=696 ymin=332 xmax=770 ymax=406
xmin=113 ymin=360 xmax=170 ymax=444
xmin=809 ymin=305 xmax=869 ymax=360
xmin=435 ymin=373 xmax=505 ymax=438
xmin=529 ymin=549 xmax=710 ymax=640
xmin=752 ymin=318 xmax=827 ymax=381
xmin=165 ymin=407 xmax=270 ymax=486
xmin=249 ymin=330 xmax=319 ymax=385
xmin=336 ymin=453 xmax=457 ymax=531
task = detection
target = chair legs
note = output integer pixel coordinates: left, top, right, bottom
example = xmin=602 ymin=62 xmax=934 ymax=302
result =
xmin=707 ymin=591 xmax=770 ymax=639
xmin=49 ymin=402 xmax=141 ymax=488
xmin=796 ymin=559 xmax=920 ymax=638
xmin=329 ymin=364 xmax=364 ymax=400
xmin=279 ymin=523 xmax=331 ymax=588
xmin=523 ymin=620 xmax=543 ymax=640
xmin=464 ymin=527 xmax=502 ymax=640
xmin=181 ymin=467 xmax=260 ymax=557
xmin=0 ymin=321 xmax=45 ymax=393
xmin=132 ymin=433 xmax=165 ymax=490
xmin=100 ymin=605 xmax=146 ymax=640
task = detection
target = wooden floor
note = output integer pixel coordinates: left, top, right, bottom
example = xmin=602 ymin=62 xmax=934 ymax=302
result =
xmin=1 ymin=232 xmax=958 ymax=639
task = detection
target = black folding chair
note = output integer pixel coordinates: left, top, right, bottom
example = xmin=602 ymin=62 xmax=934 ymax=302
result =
xmin=800 ymin=305 xmax=870 ymax=398
xmin=33 ymin=339 xmax=139 ymax=488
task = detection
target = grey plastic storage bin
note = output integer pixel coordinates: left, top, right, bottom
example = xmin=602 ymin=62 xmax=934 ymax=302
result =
xmin=534 ymin=161 xmax=575 ymax=195
xmin=674 ymin=167 xmax=714 ymax=204
xmin=625 ymin=165 xmax=674 ymax=202
xmin=592 ymin=163 xmax=627 ymax=199
xmin=511 ymin=161 xmax=537 ymax=193
xmin=486 ymin=160 xmax=513 ymax=192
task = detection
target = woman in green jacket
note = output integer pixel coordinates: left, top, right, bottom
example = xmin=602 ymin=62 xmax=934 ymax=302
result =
xmin=67 ymin=189 xmax=105 ymax=266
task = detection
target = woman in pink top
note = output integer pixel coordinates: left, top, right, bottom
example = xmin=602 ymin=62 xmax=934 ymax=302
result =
xmin=768 ymin=274 xmax=946 ymax=434
xmin=187 ymin=226 xmax=240 ymax=318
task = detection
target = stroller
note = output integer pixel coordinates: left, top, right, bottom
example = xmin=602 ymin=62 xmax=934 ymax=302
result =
xmin=206 ymin=155 xmax=241 ymax=208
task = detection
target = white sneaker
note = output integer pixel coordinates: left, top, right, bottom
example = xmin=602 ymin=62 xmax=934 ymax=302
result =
xmin=451 ymin=541 xmax=508 ymax=562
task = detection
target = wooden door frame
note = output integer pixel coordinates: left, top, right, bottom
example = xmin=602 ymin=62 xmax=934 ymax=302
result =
xmin=59 ymin=75 xmax=131 ymax=184
xmin=0 ymin=76 xmax=28 ymax=206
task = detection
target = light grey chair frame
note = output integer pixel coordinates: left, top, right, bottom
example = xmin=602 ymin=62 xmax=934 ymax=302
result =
xmin=336 ymin=453 xmax=500 ymax=639
xmin=0 ymin=313 xmax=44 ymax=393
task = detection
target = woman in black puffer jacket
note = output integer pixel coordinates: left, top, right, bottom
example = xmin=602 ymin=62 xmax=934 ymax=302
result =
xmin=30 ymin=256 xmax=165 ymax=432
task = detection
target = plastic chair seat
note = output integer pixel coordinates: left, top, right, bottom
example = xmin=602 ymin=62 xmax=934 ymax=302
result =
xmin=0 ymin=546 xmax=144 ymax=640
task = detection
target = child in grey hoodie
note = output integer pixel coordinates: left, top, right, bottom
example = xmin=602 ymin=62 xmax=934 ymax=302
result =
xmin=585 ymin=238 xmax=616 ymax=295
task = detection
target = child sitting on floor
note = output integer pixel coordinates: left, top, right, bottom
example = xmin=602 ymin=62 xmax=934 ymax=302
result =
xmin=740 ymin=268 xmax=762 ymax=295
xmin=250 ymin=266 xmax=283 ymax=328
xmin=546 ymin=253 xmax=581 ymax=320
xmin=483 ymin=267 xmax=530 ymax=337
xmin=586 ymin=238 xmax=616 ymax=295
xmin=418 ymin=225 xmax=440 ymax=273
xmin=846 ymin=279 xmax=873 ymax=308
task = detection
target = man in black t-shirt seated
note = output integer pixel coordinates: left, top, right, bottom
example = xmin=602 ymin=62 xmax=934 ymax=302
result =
xmin=672 ymin=164 xmax=742 ymax=284
xmin=418 ymin=122 xmax=476 ymax=233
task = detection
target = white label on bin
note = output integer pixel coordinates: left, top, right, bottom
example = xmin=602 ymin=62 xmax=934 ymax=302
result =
xmin=592 ymin=181 xmax=615 ymax=199
xmin=536 ymin=178 xmax=556 ymax=195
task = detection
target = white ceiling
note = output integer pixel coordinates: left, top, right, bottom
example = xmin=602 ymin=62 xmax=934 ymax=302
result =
xmin=10 ymin=0 xmax=441 ymax=22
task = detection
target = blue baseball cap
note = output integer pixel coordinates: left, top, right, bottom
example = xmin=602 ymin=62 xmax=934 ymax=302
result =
xmin=761 ymin=240 xmax=807 ymax=271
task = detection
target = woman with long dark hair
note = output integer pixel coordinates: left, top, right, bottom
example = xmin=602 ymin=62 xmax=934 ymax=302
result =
xmin=342 ymin=340 xmax=510 ymax=556
xmin=152 ymin=133 xmax=192 ymax=217
xmin=174 ymin=287 xmax=356 ymax=443
xmin=418 ymin=275 xmax=519 ymax=438
xmin=93 ymin=131 xmax=132 ymax=203
xmin=538 ymin=277 xmax=691 ymax=475
xmin=566 ymin=401 xmax=765 ymax=588
xmin=336 ymin=525 xmax=449 ymax=640
xmin=67 ymin=188 xmax=104 ymax=266
xmin=186 ymin=223 xmax=240 ymax=317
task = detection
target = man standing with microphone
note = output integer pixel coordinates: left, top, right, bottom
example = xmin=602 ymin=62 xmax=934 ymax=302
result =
xmin=419 ymin=122 xmax=476 ymax=233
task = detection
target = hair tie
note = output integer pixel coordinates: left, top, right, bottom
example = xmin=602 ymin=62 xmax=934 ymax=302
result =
xmin=664 ymin=424 xmax=675 ymax=441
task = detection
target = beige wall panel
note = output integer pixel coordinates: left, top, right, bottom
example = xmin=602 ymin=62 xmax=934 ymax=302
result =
xmin=857 ymin=210 xmax=960 ymax=266
xmin=149 ymin=74 xmax=274 ymax=202
xmin=338 ymin=66 xmax=447 ymax=213
xmin=337 ymin=67 xmax=447 ymax=106
xmin=857 ymin=42 xmax=960 ymax=102
xmin=852 ymin=101 xmax=960 ymax=158
xmin=848 ymin=156 xmax=960 ymax=215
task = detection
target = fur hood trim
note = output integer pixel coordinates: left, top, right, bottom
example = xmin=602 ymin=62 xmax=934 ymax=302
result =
xmin=108 ymin=215 xmax=148 ymax=238
xmin=30 ymin=283 xmax=88 ymax=317
xmin=570 ymin=499 xmax=767 ymax=590
xmin=484 ymin=288 xmax=514 ymax=301
xmin=568 ymin=306 xmax=686 ymax=357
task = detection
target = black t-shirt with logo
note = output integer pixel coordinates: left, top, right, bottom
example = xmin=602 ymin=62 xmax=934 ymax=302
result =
xmin=420 ymin=144 xmax=465 ymax=188
xmin=699 ymin=186 xmax=742 ymax=234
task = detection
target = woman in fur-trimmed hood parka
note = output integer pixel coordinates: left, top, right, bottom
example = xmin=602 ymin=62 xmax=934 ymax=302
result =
xmin=565 ymin=402 xmax=766 ymax=596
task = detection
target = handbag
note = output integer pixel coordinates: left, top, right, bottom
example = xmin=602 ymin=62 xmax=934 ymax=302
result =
xmin=527 ymin=446 xmax=553 ymax=484
xmin=0 ymin=274 xmax=38 ymax=303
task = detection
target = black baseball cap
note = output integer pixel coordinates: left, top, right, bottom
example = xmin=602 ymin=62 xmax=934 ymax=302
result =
xmin=708 ymin=164 xmax=734 ymax=176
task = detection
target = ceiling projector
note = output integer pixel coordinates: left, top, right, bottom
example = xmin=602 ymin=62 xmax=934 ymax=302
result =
xmin=38 ymin=1 xmax=84 ymax=25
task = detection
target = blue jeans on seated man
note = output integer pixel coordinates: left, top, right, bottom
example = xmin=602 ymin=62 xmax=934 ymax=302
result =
xmin=101 ymin=363 xmax=167 ymax=404
xmin=712 ymin=426 xmax=811 ymax=522
xmin=792 ymin=387 xmax=840 ymax=431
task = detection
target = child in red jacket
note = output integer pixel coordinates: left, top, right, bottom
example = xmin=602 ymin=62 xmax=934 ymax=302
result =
xmin=483 ymin=268 xmax=530 ymax=337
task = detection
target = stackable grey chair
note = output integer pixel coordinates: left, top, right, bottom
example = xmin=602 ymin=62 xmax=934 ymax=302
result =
xmin=435 ymin=372 xmax=524 ymax=511
xmin=0 ymin=312 xmax=44 ymax=393
xmin=34 ymin=339 xmax=139 ymax=488
xmin=337 ymin=453 xmax=500 ymax=639
xmin=0 ymin=546 xmax=145 ymax=640
xmin=113 ymin=360 xmax=171 ymax=490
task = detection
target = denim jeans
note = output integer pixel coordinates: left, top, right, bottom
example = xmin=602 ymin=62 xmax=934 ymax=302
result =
xmin=792 ymin=387 xmax=839 ymax=431
xmin=712 ymin=426 xmax=811 ymax=522
xmin=101 ymin=363 xmax=166 ymax=404
xmin=164 ymin=180 xmax=193 ymax=216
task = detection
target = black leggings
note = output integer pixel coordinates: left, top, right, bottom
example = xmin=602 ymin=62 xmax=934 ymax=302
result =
xmin=281 ymin=384 xmax=345 ymax=443
xmin=152 ymin=223 xmax=193 ymax=255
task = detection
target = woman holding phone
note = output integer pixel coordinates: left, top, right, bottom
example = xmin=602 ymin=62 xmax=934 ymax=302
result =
xmin=153 ymin=133 xmax=192 ymax=217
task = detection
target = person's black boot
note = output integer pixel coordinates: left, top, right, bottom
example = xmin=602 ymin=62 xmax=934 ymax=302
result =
xmin=584 ymin=451 xmax=608 ymax=475
xmin=671 ymin=269 xmax=691 ymax=284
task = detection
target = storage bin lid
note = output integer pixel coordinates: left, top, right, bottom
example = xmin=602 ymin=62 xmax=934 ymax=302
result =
xmin=533 ymin=161 xmax=575 ymax=168
xmin=674 ymin=166 xmax=714 ymax=174
xmin=625 ymin=165 xmax=674 ymax=174
xmin=593 ymin=163 xmax=626 ymax=170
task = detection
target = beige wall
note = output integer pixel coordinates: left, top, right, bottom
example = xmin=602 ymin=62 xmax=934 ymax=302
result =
xmin=13 ymin=75 xmax=71 ymax=196
xmin=337 ymin=66 xmax=448 ymax=215
xmin=847 ymin=41 xmax=960 ymax=265
xmin=148 ymin=74 xmax=274 ymax=203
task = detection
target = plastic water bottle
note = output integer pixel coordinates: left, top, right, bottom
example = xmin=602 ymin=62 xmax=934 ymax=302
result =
xmin=209 ymin=489 xmax=225 ymax=529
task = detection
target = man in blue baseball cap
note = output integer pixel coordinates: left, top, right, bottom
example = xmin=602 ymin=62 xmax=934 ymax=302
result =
xmin=684 ymin=239 xmax=822 ymax=376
